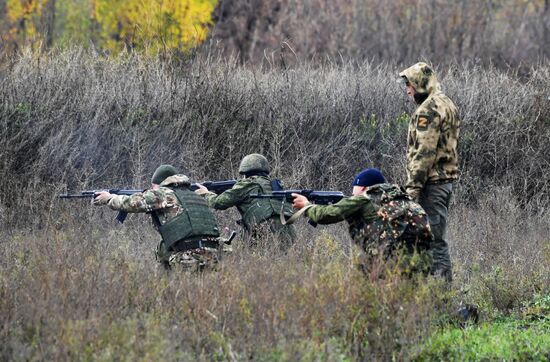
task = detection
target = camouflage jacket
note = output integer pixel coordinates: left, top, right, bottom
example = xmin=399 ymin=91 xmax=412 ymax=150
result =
xmin=203 ymin=175 xmax=294 ymax=231
xmin=305 ymin=183 xmax=433 ymax=257
xmin=107 ymin=174 xmax=190 ymax=228
xmin=107 ymin=174 xmax=221 ymax=265
xmin=399 ymin=63 xmax=460 ymax=199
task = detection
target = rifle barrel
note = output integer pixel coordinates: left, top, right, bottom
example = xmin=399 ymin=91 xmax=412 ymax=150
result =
xmin=59 ymin=189 xmax=143 ymax=199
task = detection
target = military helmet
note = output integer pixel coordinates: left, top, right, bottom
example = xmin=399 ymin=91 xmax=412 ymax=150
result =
xmin=238 ymin=153 xmax=270 ymax=175
xmin=151 ymin=164 xmax=178 ymax=184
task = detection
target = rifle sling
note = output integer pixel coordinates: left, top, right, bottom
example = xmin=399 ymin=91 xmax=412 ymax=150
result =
xmin=280 ymin=204 xmax=313 ymax=225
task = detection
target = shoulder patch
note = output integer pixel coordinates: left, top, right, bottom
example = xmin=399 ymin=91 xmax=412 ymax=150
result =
xmin=417 ymin=117 xmax=428 ymax=129
xmin=416 ymin=113 xmax=433 ymax=131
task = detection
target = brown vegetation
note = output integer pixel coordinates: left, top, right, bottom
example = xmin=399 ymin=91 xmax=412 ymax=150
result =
xmin=211 ymin=0 xmax=550 ymax=67
xmin=2 ymin=0 xmax=550 ymax=68
xmin=0 ymin=49 xmax=549 ymax=226
xmin=0 ymin=49 xmax=549 ymax=360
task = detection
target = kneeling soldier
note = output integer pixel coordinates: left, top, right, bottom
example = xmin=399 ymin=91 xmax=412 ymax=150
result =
xmin=195 ymin=153 xmax=296 ymax=247
xmin=93 ymin=164 xmax=223 ymax=271
xmin=292 ymin=168 xmax=434 ymax=275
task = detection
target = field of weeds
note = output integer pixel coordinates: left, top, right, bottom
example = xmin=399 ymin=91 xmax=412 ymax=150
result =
xmin=1 ymin=49 xmax=549 ymax=360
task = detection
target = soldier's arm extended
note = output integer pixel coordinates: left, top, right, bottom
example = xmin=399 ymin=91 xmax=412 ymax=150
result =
xmin=99 ymin=189 xmax=175 ymax=213
xmin=406 ymin=111 xmax=441 ymax=196
xmin=201 ymin=181 xmax=254 ymax=210
xmin=304 ymin=196 xmax=371 ymax=224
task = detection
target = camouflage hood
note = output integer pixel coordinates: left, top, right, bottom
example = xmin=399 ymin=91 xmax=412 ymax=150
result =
xmin=160 ymin=174 xmax=191 ymax=187
xmin=399 ymin=62 xmax=440 ymax=95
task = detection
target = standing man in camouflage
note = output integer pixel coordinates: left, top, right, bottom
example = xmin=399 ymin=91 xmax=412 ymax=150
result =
xmin=398 ymin=62 xmax=460 ymax=282
xmin=93 ymin=164 xmax=223 ymax=271
xmin=292 ymin=168 xmax=433 ymax=274
xmin=195 ymin=154 xmax=296 ymax=247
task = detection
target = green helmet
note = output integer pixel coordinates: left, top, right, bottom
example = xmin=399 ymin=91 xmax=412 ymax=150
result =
xmin=151 ymin=164 xmax=178 ymax=184
xmin=238 ymin=154 xmax=270 ymax=175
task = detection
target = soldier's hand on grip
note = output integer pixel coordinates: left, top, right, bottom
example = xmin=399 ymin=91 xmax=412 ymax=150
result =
xmin=194 ymin=183 xmax=210 ymax=196
xmin=292 ymin=193 xmax=310 ymax=210
xmin=93 ymin=191 xmax=113 ymax=206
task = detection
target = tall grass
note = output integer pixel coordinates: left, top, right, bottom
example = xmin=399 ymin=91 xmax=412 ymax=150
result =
xmin=0 ymin=49 xmax=549 ymax=360
xmin=1 ymin=48 xmax=549 ymax=227
xmin=1 ymin=195 xmax=548 ymax=360
xmin=211 ymin=0 xmax=550 ymax=68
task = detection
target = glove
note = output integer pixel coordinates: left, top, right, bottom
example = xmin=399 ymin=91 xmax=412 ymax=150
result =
xmin=93 ymin=191 xmax=113 ymax=205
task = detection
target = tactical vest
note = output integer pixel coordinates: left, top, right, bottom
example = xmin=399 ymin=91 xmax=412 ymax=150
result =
xmin=241 ymin=177 xmax=292 ymax=230
xmin=153 ymin=188 xmax=220 ymax=251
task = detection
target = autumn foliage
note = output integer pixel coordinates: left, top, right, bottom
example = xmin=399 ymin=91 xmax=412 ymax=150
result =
xmin=2 ymin=0 xmax=550 ymax=67
xmin=1 ymin=0 xmax=216 ymax=54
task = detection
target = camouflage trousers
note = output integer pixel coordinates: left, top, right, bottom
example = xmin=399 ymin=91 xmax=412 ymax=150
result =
xmin=167 ymin=247 xmax=221 ymax=272
xmin=157 ymin=239 xmax=229 ymax=272
xmin=419 ymin=182 xmax=453 ymax=282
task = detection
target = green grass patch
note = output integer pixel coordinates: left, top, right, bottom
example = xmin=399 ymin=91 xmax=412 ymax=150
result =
xmin=415 ymin=316 xmax=550 ymax=361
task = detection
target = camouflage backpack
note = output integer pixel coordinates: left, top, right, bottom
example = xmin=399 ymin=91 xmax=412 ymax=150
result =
xmin=352 ymin=184 xmax=432 ymax=257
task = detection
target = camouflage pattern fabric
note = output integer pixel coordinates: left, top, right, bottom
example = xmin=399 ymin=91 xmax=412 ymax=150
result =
xmin=156 ymin=237 xmax=231 ymax=271
xmin=202 ymin=176 xmax=296 ymax=245
xmin=107 ymin=175 xmax=190 ymax=225
xmin=167 ymin=247 xmax=220 ymax=272
xmin=107 ymin=174 xmax=223 ymax=270
xmin=419 ymin=182 xmax=453 ymax=282
xmin=399 ymin=62 xmax=458 ymax=282
xmin=399 ymin=62 xmax=460 ymax=200
xmin=305 ymin=183 xmax=433 ymax=273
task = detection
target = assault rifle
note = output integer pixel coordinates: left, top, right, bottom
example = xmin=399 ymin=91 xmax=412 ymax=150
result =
xmin=190 ymin=180 xmax=236 ymax=193
xmin=59 ymin=189 xmax=145 ymax=223
xmin=59 ymin=180 xmax=236 ymax=223
xmin=59 ymin=189 xmax=144 ymax=200
xmin=250 ymin=189 xmax=345 ymax=205
xmin=250 ymin=189 xmax=345 ymax=227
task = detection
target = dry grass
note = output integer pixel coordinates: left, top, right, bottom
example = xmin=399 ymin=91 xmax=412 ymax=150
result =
xmin=211 ymin=0 xmax=550 ymax=68
xmin=1 ymin=49 xmax=549 ymax=225
xmin=1 ymin=197 xmax=547 ymax=360
xmin=0 ymin=49 xmax=549 ymax=360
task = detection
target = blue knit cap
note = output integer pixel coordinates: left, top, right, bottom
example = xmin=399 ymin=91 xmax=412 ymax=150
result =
xmin=352 ymin=168 xmax=386 ymax=187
